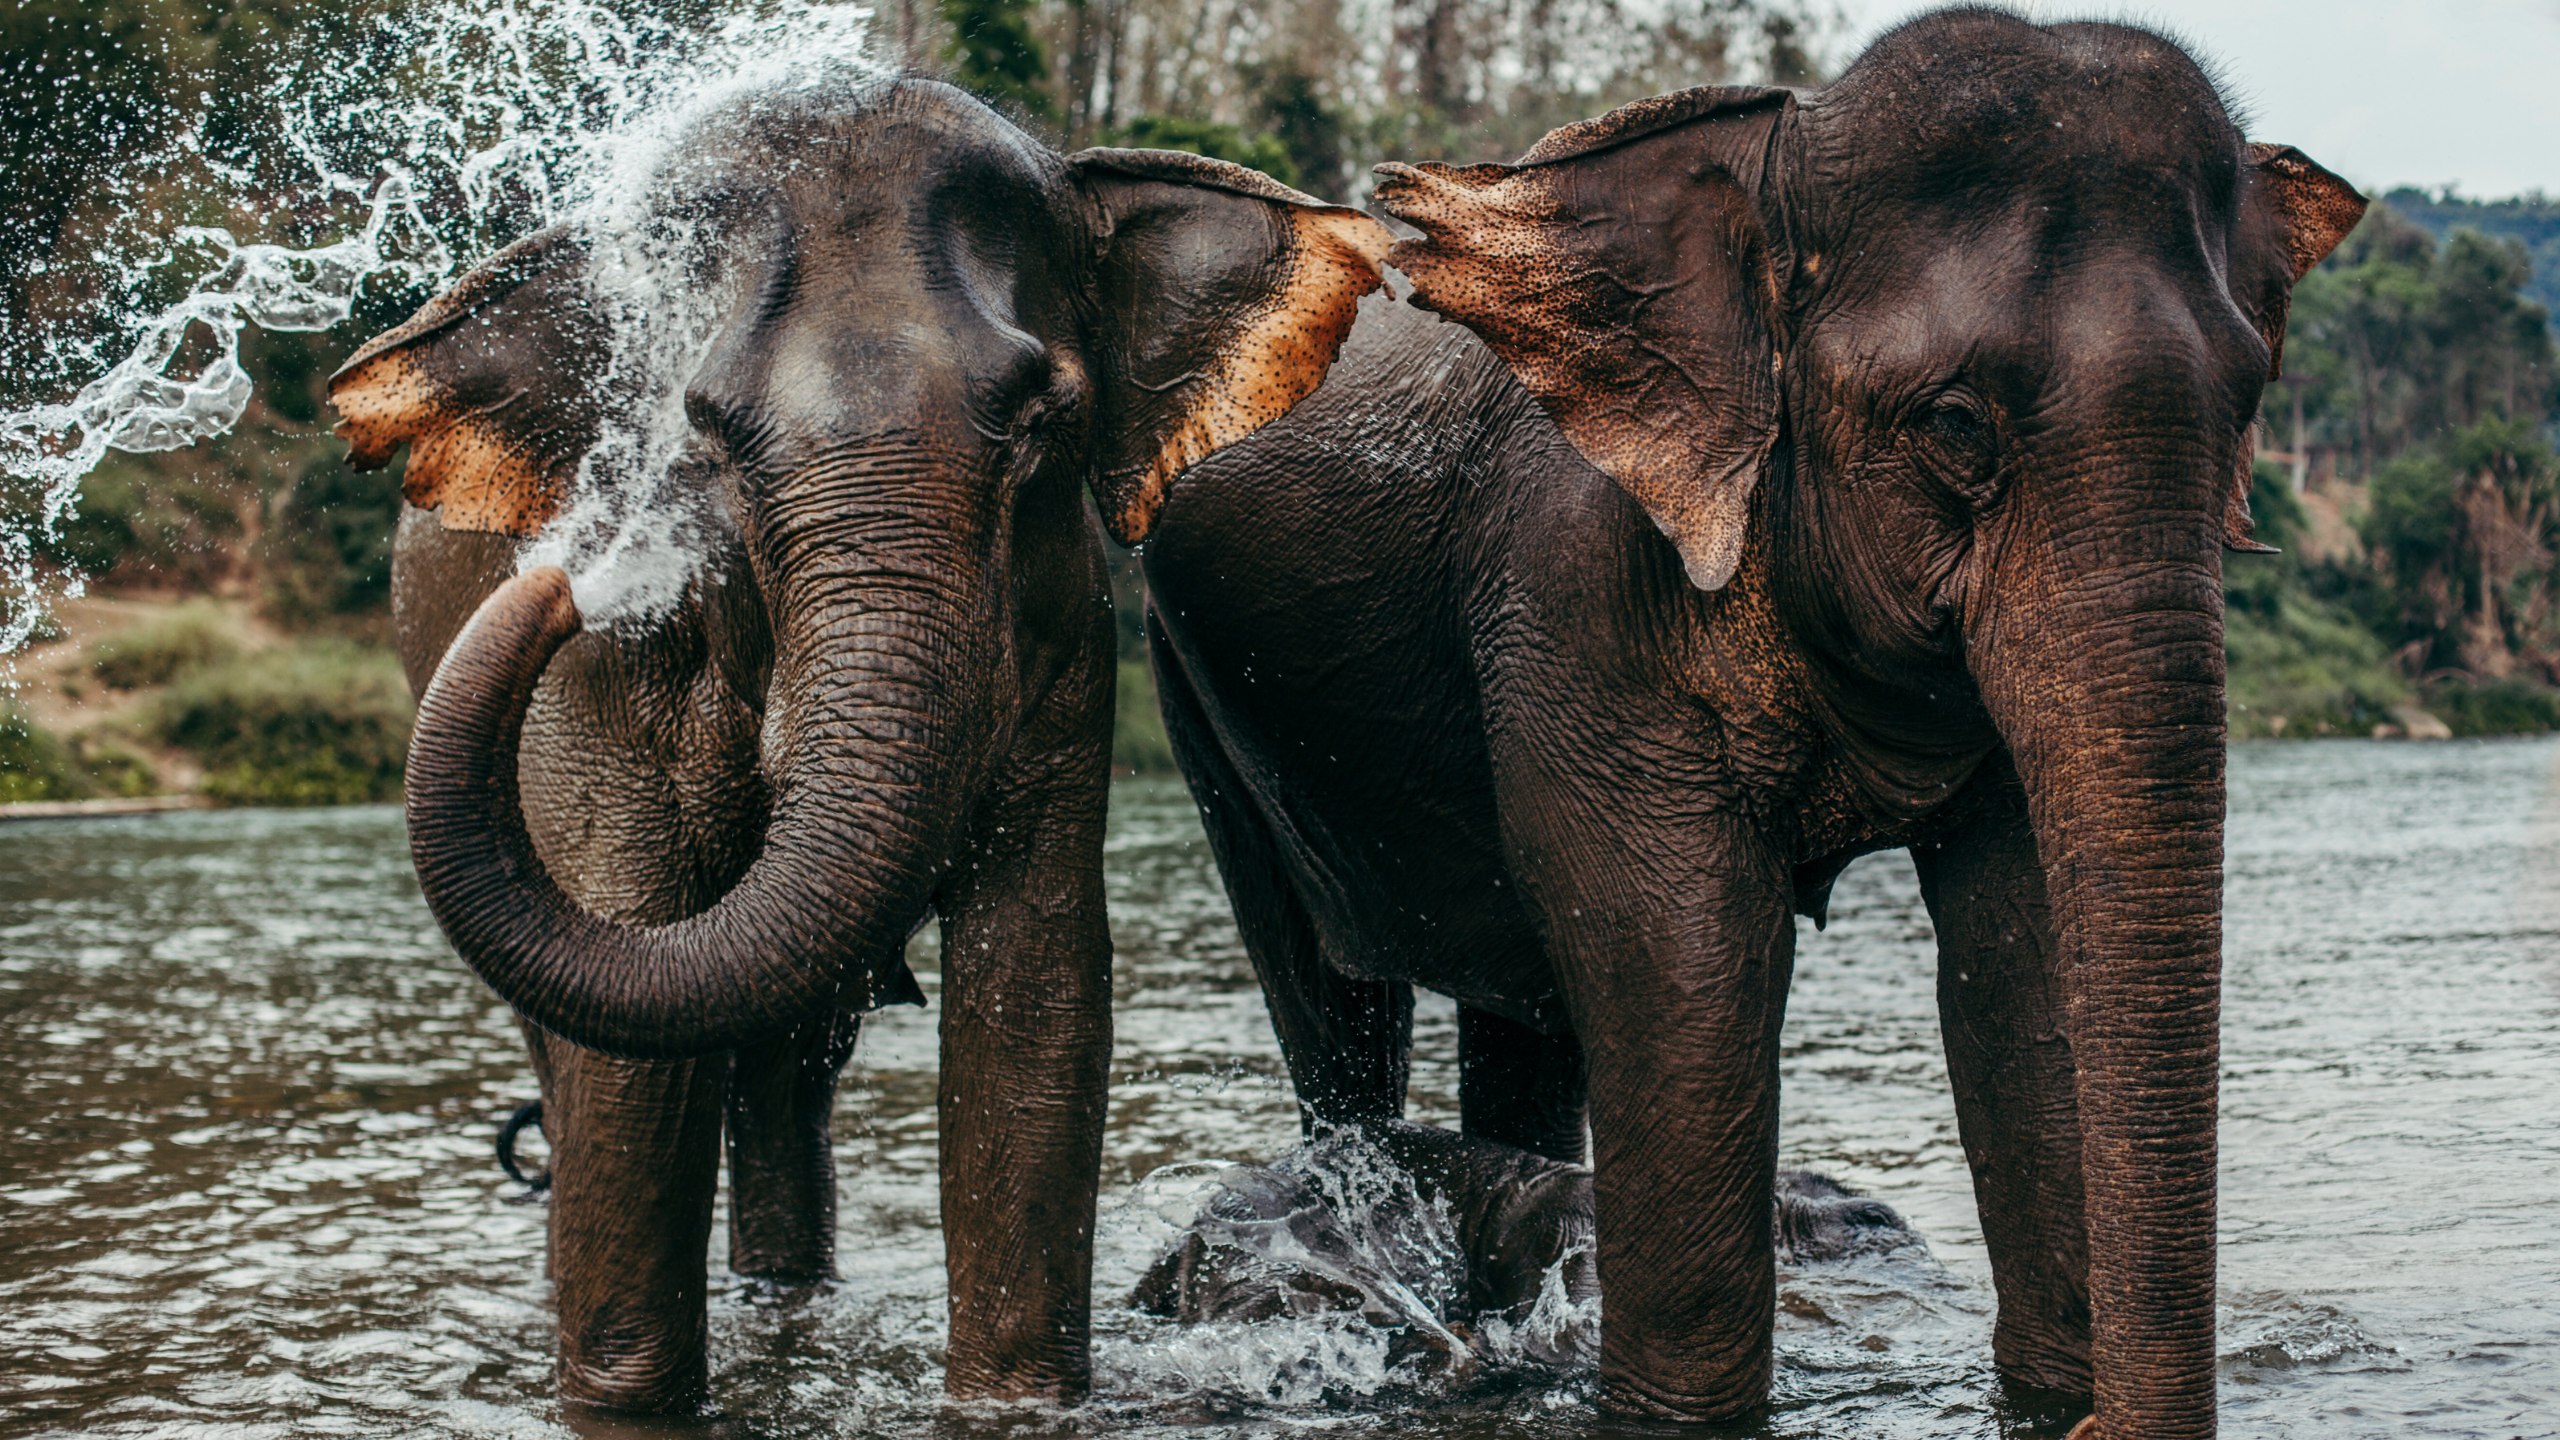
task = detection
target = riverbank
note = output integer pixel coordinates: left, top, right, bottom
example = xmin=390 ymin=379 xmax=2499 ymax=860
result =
xmin=2 ymin=593 xmax=409 ymax=806
xmin=10 ymin=582 xmax=2560 ymax=812
xmin=2 ymin=590 xmax=1184 ymax=808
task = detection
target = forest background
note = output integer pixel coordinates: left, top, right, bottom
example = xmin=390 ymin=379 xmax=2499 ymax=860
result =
xmin=4 ymin=0 xmax=2558 ymax=806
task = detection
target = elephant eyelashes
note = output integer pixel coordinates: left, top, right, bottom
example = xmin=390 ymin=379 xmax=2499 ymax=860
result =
xmin=1910 ymin=391 xmax=2000 ymax=503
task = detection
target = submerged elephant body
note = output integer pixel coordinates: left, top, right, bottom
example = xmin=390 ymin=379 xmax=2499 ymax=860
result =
xmin=344 ymin=77 xmax=1388 ymax=1410
xmin=1143 ymin=11 xmax=2361 ymax=1437
xmin=1135 ymin=1125 xmax=1915 ymax=1377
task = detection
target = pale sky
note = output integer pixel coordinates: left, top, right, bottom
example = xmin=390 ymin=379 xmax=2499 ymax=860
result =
xmin=1828 ymin=1 xmax=2560 ymax=199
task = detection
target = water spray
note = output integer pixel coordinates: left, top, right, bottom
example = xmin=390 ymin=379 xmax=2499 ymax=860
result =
xmin=0 ymin=0 xmax=884 ymax=661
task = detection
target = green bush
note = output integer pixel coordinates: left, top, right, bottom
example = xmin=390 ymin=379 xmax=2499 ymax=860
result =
xmin=90 ymin=601 xmax=240 ymax=688
xmin=148 ymin=641 xmax=413 ymax=805
xmin=1113 ymin=657 xmax=1177 ymax=774
xmin=2421 ymin=676 xmax=2560 ymax=736
xmin=256 ymin=452 xmax=404 ymax=626
xmin=23 ymin=463 xmax=251 ymax=589
xmin=2225 ymin=557 xmax=2409 ymax=737
xmin=69 ymin=734 xmax=160 ymax=797
xmin=0 ymin=709 xmax=93 ymax=803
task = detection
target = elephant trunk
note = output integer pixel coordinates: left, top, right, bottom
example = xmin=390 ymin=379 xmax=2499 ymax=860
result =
xmin=405 ymin=560 xmax=974 ymax=1060
xmin=1974 ymin=490 xmax=2228 ymax=1440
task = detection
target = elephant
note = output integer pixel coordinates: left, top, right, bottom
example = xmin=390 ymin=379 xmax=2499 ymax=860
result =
xmin=327 ymin=76 xmax=1389 ymax=1411
xmin=1135 ymin=1123 xmax=1913 ymax=1378
xmin=1135 ymin=10 xmax=2362 ymax=1437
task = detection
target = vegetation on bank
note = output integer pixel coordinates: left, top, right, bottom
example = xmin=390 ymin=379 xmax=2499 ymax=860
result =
xmin=5 ymin=600 xmax=411 ymax=805
xmin=2218 ymin=188 xmax=2560 ymax=737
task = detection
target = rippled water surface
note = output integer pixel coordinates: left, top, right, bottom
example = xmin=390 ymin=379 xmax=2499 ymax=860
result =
xmin=4 ymin=742 xmax=2557 ymax=1438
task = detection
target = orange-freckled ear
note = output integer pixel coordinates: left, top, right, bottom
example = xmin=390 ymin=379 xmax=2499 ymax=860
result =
xmin=327 ymin=227 xmax=606 ymax=538
xmin=2238 ymin=143 xmax=2366 ymax=380
xmin=2250 ymin=143 xmax=2366 ymax=285
xmin=1373 ymin=86 xmax=1793 ymax=591
xmin=1072 ymin=149 xmax=1393 ymax=544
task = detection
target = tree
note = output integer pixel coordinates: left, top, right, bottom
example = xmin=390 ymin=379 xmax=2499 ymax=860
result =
xmin=2283 ymin=203 xmax=2559 ymax=478
xmin=2363 ymin=418 xmax=2560 ymax=680
xmin=941 ymin=0 xmax=1056 ymax=121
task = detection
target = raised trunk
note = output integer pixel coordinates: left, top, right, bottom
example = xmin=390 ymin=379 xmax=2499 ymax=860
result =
xmin=405 ymin=565 xmax=969 ymax=1059
xmin=1979 ymin=573 xmax=2227 ymax=1440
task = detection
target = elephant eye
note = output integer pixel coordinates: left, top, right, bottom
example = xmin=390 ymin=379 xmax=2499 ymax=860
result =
xmin=1910 ymin=389 xmax=2000 ymax=504
xmin=1916 ymin=391 xmax=1993 ymax=455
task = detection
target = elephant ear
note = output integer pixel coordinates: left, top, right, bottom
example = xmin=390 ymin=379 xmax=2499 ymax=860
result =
xmin=1071 ymin=149 xmax=1393 ymax=544
xmin=2233 ymin=143 xmax=2365 ymax=380
xmin=1374 ymin=87 xmax=1794 ymax=591
xmin=2222 ymin=143 xmax=2364 ymax=551
xmin=329 ymin=227 xmax=608 ymax=537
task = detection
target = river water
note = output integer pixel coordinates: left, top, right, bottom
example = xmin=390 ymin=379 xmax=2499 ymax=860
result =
xmin=2 ymin=740 xmax=2555 ymax=1439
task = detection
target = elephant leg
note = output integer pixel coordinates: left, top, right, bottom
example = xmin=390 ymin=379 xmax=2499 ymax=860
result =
xmin=1913 ymin=763 xmax=2094 ymax=1397
xmin=1152 ymin=619 xmax=1412 ymax=1130
xmin=1457 ymin=1002 xmax=1587 ymax=1163
xmin=531 ymin=1024 xmax=730 ymax=1412
xmin=1519 ymin=792 xmax=1796 ymax=1420
xmin=724 ymin=1007 xmax=862 ymax=1282
xmin=932 ymin=759 xmax=1114 ymax=1400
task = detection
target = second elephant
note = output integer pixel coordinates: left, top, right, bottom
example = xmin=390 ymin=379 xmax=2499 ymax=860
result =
xmin=1140 ymin=12 xmax=2361 ymax=1438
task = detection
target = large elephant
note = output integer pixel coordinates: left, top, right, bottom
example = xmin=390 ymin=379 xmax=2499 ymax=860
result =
xmin=328 ymin=77 xmax=1387 ymax=1411
xmin=1138 ymin=11 xmax=2360 ymax=1437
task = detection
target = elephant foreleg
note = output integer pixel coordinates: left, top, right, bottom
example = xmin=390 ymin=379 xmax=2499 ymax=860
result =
xmin=1913 ymin=760 xmax=2094 ymax=1398
xmin=1532 ymin=815 xmax=1796 ymax=1421
xmin=933 ymin=769 xmax=1114 ymax=1401
xmin=532 ymin=1025 xmax=730 ymax=1412
xmin=1457 ymin=1003 xmax=1587 ymax=1164
xmin=724 ymin=1008 xmax=862 ymax=1282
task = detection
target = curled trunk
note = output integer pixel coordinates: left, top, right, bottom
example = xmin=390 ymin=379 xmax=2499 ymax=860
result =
xmin=405 ymin=566 xmax=957 ymax=1059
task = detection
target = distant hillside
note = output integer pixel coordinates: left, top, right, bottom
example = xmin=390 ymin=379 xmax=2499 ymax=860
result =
xmin=2382 ymin=188 xmax=2560 ymax=335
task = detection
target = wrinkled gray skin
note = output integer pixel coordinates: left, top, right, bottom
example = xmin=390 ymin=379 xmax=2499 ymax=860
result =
xmin=1136 ymin=1124 xmax=1913 ymax=1376
xmin=361 ymin=77 xmax=1386 ymax=1413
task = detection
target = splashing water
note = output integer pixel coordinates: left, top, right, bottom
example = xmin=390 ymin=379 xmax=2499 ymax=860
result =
xmin=1097 ymin=1130 xmax=1604 ymax=1408
xmin=0 ymin=0 xmax=887 ymax=659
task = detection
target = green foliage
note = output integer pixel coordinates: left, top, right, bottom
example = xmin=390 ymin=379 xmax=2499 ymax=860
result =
xmin=2360 ymin=416 xmax=2560 ymax=675
xmin=1101 ymin=114 xmax=1297 ymax=188
xmin=33 ymin=463 xmax=251 ymax=587
xmin=147 ymin=640 xmax=412 ymax=804
xmin=1241 ymin=62 xmax=1346 ymax=200
xmin=0 ymin=709 xmax=166 ymax=801
xmin=940 ymin=0 xmax=1053 ymax=121
xmin=257 ymin=451 xmax=403 ymax=625
xmin=1113 ymin=657 xmax=1176 ymax=774
xmin=2382 ymin=187 xmax=2560 ymax=339
xmin=71 ymin=734 xmax=161 ymax=797
xmin=2286 ymin=203 xmax=2559 ymax=477
xmin=2421 ymin=676 xmax=2560 ymax=737
xmin=2244 ymin=458 xmax=2307 ymax=553
xmin=2224 ymin=558 xmax=2409 ymax=738
xmin=0 ymin=708 xmax=92 ymax=803
xmin=90 ymin=600 xmax=239 ymax=688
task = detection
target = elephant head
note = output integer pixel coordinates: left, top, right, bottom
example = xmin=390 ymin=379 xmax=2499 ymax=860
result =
xmin=1376 ymin=12 xmax=2360 ymax=1439
xmin=332 ymin=77 xmax=1388 ymax=1060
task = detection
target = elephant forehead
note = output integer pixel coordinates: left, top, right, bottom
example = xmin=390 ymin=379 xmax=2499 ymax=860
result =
xmin=1808 ymin=13 xmax=2243 ymax=217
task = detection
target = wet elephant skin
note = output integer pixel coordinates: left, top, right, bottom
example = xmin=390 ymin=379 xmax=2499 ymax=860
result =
xmin=1137 ymin=1123 xmax=1917 ymax=1378
xmin=348 ymin=78 xmax=1389 ymax=1412
xmin=1142 ymin=11 xmax=2362 ymax=1438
